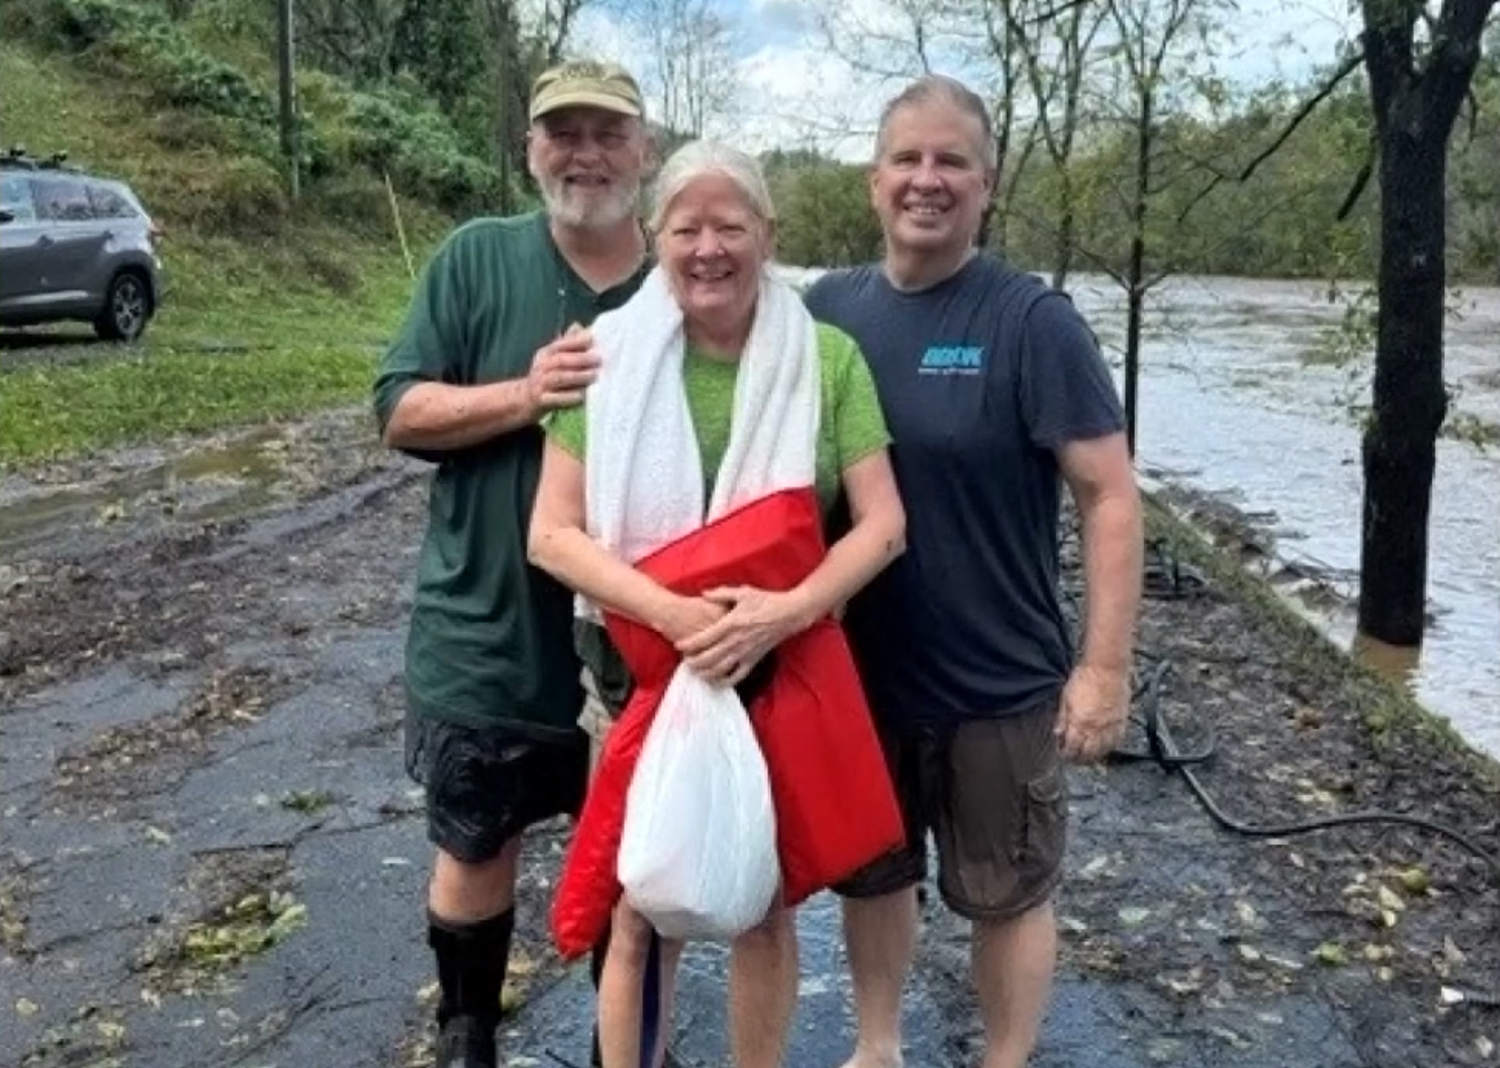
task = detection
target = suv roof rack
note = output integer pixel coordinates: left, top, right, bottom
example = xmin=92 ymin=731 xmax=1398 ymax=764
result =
xmin=1 ymin=146 xmax=77 ymax=172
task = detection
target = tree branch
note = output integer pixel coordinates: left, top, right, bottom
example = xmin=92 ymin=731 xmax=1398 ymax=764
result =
xmin=1424 ymin=0 xmax=1496 ymax=133
xmin=1172 ymin=50 xmax=1364 ymax=223
xmin=1335 ymin=134 xmax=1378 ymax=220
xmin=1236 ymin=51 xmax=1364 ymax=181
xmin=1024 ymin=0 xmax=1097 ymax=23
xmin=548 ymin=0 xmax=585 ymax=62
xmin=1012 ymin=204 xmax=1133 ymax=288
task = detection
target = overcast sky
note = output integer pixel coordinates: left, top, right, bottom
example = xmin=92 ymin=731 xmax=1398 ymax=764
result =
xmin=571 ymin=0 xmax=1361 ymax=158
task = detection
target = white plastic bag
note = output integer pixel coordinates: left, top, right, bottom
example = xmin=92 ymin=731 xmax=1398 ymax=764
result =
xmin=617 ymin=666 xmax=779 ymax=941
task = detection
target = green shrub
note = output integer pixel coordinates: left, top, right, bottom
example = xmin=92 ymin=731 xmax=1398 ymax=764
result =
xmin=52 ymin=0 xmax=275 ymax=124
xmin=304 ymin=173 xmax=394 ymax=235
xmin=299 ymin=71 xmax=500 ymax=212
xmin=29 ymin=0 xmax=494 ymax=216
xmin=172 ymin=154 xmax=288 ymax=235
xmin=298 ymin=242 xmax=359 ymax=294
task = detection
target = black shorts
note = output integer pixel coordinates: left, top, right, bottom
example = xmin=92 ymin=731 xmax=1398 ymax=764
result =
xmin=404 ymin=711 xmax=589 ymax=864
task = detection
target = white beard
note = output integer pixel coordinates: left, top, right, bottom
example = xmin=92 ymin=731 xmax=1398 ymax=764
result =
xmin=539 ymin=176 xmax=641 ymax=229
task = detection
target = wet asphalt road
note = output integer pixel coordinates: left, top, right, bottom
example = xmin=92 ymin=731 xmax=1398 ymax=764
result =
xmin=2 ymin=416 xmax=1496 ymax=1067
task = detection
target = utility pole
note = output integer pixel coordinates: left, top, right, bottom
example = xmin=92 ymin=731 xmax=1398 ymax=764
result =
xmin=277 ymin=0 xmax=299 ymax=199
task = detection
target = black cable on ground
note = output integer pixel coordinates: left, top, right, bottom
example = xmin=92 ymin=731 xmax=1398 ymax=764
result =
xmin=1117 ymin=661 xmax=1500 ymax=883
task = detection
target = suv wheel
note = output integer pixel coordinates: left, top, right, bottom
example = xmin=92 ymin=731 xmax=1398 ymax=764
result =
xmin=95 ymin=271 xmax=151 ymax=342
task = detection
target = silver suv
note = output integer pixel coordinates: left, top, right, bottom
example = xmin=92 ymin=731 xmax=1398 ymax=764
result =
xmin=0 ymin=152 xmax=165 ymax=342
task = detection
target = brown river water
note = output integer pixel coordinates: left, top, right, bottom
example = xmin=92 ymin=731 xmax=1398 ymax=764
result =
xmin=1067 ymin=273 xmax=1499 ymax=758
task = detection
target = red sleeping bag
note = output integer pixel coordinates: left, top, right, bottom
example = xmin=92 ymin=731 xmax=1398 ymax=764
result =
xmin=549 ymin=487 xmax=904 ymax=959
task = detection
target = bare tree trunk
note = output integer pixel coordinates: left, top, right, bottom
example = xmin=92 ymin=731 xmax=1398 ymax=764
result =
xmin=1052 ymin=165 xmax=1076 ymax=289
xmin=1354 ymin=0 xmax=1495 ymax=646
xmin=1123 ymin=83 xmax=1151 ymax=455
xmin=1357 ymin=125 xmax=1446 ymax=644
xmin=493 ymin=15 xmax=516 ymax=216
xmin=1050 ymin=7 xmax=1094 ymax=289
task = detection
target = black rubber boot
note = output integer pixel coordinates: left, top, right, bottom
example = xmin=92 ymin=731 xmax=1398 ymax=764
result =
xmin=428 ymin=908 xmax=514 ymax=1068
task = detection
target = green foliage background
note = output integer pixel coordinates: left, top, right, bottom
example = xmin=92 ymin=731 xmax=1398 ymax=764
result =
xmin=4 ymin=0 xmax=1494 ymax=278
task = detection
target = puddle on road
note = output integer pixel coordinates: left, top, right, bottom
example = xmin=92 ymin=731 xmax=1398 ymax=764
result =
xmin=0 ymin=436 xmax=281 ymax=555
xmin=0 ymin=415 xmax=375 ymax=561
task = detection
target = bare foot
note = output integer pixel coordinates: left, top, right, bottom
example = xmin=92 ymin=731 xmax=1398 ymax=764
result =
xmin=838 ymin=1048 xmax=903 ymax=1068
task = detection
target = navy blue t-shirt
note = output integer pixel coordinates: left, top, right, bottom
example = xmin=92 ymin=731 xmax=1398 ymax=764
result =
xmin=806 ymin=254 xmax=1124 ymax=730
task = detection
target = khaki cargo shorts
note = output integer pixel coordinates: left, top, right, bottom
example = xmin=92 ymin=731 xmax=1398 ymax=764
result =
xmin=835 ymin=695 xmax=1067 ymax=921
xmin=577 ymin=666 xmax=617 ymax=776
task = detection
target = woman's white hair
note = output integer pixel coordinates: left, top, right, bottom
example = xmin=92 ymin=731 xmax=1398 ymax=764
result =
xmin=647 ymin=140 xmax=777 ymax=234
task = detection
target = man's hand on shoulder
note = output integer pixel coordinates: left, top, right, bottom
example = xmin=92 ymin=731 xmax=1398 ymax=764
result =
xmin=527 ymin=325 xmax=601 ymax=416
xmin=1056 ymin=661 xmax=1129 ymax=763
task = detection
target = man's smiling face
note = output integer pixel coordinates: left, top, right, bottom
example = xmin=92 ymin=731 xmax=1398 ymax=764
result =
xmin=528 ymin=107 xmax=649 ymax=228
xmin=870 ymin=99 xmax=995 ymax=260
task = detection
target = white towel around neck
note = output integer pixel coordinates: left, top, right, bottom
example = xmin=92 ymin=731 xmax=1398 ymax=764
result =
xmin=581 ymin=265 xmax=820 ymax=603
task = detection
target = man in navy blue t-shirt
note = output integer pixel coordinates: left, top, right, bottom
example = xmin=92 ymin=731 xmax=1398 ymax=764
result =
xmin=806 ymin=75 xmax=1142 ymax=1068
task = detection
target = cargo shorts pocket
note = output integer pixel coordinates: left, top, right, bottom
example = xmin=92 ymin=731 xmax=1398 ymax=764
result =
xmin=1016 ymin=766 xmax=1066 ymax=875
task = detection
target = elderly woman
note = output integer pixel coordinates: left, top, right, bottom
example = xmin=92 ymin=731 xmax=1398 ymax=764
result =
xmin=529 ymin=141 xmax=905 ymax=1068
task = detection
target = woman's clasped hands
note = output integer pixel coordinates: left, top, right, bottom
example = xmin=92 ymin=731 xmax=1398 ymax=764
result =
xmin=670 ymin=585 xmax=814 ymax=688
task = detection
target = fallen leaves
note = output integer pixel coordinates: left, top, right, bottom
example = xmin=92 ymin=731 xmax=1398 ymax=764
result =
xmin=1313 ymin=942 xmax=1348 ymax=966
xmin=1341 ymin=874 xmax=1416 ymax=930
xmin=1396 ymin=865 xmax=1431 ymax=895
xmin=1376 ymin=884 xmax=1406 ymax=914
xmin=1234 ymin=900 xmax=1264 ymax=930
xmin=1159 ymin=967 xmax=1205 ymax=996
xmin=1058 ymin=914 xmax=1090 ymax=936
xmin=1433 ymin=935 xmax=1467 ymax=978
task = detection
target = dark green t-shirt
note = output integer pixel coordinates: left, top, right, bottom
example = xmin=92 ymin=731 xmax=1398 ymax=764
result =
xmin=374 ymin=212 xmax=646 ymax=735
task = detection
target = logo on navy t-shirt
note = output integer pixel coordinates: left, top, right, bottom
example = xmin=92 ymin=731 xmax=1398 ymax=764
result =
xmin=918 ymin=344 xmax=985 ymax=375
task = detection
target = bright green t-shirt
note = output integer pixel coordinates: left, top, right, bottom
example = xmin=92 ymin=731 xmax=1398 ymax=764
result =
xmin=546 ymin=322 xmax=890 ymax=512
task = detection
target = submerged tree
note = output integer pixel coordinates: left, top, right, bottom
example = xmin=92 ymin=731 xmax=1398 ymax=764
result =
xmin=1355 ymin=0 xmax=1497 ymax=646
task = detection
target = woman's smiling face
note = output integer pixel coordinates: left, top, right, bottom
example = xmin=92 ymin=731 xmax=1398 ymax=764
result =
xmin=657 ymin=172 xmax=771 ymax=335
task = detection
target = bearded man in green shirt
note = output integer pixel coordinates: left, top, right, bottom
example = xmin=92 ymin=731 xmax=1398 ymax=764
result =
xmin=374 ymin=61 xmax=653 ymax=1068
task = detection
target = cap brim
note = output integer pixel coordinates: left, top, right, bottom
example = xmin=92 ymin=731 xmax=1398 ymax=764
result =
xmin=530 ymin=90 xmax=642 ymax=122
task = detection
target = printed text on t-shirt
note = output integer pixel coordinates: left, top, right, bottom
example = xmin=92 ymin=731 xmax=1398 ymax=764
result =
xmin=918 ymin=344 xmax=985 ymax=375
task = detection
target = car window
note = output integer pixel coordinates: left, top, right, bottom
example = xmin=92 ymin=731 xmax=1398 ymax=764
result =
xmin=0 ymin=175 xmax=37 ymax=224
xmin=32 ymin=177 xmax=93 ymax=222
xmin=88 ymin=183 xmax=138 ymax=219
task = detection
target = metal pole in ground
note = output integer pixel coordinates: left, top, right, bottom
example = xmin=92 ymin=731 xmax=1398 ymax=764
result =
xmin=384 ymin=172 xmax=414 ymax=280
xmin=277 ymin=0 xmax=299 ymax=199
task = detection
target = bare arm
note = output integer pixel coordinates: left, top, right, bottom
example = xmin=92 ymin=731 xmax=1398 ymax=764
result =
xmin=777 ymin=448 xmax=906 ymax=624
xmin=680 ymin=448 xmax=907 ymax=685
xmin=528 ymin=440 xmax=727 ymax=643
xmin=1060 ymin=431 xmax=1142 ymax=672
xmin=1056 ymin=430 xmax=1142 ymax=762
xmin=383 ymin=327 xmax=601 ymax=453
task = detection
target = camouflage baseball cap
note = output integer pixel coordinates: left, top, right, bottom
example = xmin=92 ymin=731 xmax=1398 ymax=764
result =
xmin=529 ymin=60 xmax=645 ymax=122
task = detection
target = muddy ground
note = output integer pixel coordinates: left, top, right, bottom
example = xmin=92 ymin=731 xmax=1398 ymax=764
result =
xmin=1 ymin=408 xmax=1497 ymax=1068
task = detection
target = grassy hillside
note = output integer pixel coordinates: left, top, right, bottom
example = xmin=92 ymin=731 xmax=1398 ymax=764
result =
xmin=0 ymin=13 xmax=467 ymax=469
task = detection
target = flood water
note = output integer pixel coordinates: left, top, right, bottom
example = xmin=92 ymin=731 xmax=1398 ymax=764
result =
xmin=1066 ymin=274 xmax=1499 ymax=758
